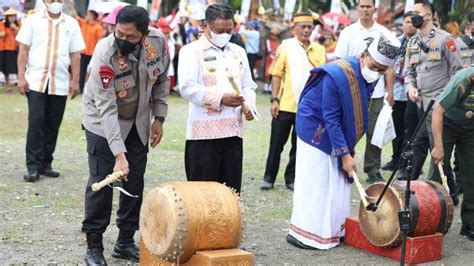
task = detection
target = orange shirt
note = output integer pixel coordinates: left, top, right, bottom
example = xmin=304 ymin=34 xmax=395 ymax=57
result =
xmin=4 ymin=23 xmax=20 ymax=51
xmin=78 ymin=17 xmax=104 ymax=56
xmin=0 ymin=22 xmax=5 ymax=51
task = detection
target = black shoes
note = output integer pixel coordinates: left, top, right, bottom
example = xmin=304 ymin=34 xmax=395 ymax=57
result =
xmin=23 ymin=170 xmax=39 ymax=183
xmin=112 ymin=242 xmax=140 ymax=262
xmin=85 ymin=231 xmax=139 ymax=264
xmin=111 ymin=230 xmax=139 ymax=262
xmin=260 ymin=180 xmax=274 ymax=190
xmin=286 ymin=234 xmax=318 ymax=250
xmin=39 ymin=168 xmax=60 ymax=178
xmin=85 ymin=247 xmax=107 ymax=266
xmin=451 ymin=194 xmax=459 ymax=207
xmin=23 ymin=167 xmax=60 ymax=182
xmin=260 ymin=180 xmax=294 ymax=190
xmin=366 ymin=173 xmax=384 ymax=184
xmin=85 ymin=233 xmax=107 ymax=266
xmin=381 ymin=160 xmax=396 ymax=171
xmin=460 ymin=224 xmax=474 ymax=241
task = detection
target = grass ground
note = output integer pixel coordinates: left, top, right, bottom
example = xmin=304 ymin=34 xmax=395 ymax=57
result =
xmin=0 ymin=86 xmax=472 ymax=265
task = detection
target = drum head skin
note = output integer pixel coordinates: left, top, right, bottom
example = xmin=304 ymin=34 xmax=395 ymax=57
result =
xmin=140 ymin=181 xmax=244 ymax=262
xmin=140 ymin=185 xmax=188 ymax=261
xmin=359 ymin=182 xmax=404 ymax=248
xmin=358 ymin=181 xmax=454 ymax=248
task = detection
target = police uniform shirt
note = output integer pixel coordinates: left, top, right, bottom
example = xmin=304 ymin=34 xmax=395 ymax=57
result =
xmin=457 ymin=36 xmax=473 ymax=68
xmin=82 ymin=28 xmax=170 ymax=156
xmin=404 ymin=27 xmax=464 ymax=110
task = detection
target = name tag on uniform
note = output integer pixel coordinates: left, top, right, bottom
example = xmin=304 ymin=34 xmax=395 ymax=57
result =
xmin=204 ymin=56 xmax=216 ymax=62
xmin=116 ymin=70 xmax=132 ymax=79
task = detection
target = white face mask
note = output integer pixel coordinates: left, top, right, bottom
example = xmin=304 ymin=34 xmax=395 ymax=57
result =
xmin=361 ymin=62 xmax=381 ymax=83
xmin=210 ymin=31 xmax=232 ymax=48
xmin=47 ymin=2 xmax=64 ymax=15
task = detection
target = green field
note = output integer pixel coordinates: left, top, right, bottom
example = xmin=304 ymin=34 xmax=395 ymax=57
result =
xmin=2 ymin=87 xmax=461 ymax=265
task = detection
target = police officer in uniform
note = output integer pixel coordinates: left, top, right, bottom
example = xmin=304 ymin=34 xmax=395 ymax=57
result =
xmin=404 ymin=1 xmax=463 ymax=202
xmin=459 ymin=13 xmax=473 ymax=68
xmin=431 ymin=67 xmax=474 ymax=241
xmin=81 ymin=6 xmax=170 ymax=265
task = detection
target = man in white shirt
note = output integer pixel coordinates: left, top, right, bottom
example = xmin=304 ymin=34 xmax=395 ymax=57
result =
xmin=16 ymin=0 xmax=85 ymax=182
xmin=334 ymin=0 xmax=399 ymax=183
xmin=178 ymin=3 xmax=257 ymax=193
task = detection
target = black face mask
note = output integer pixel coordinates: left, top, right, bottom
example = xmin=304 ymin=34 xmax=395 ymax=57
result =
xmin=115 ymin=38 xmax=140 ymax=56
xmin=411 ymin=15 xmax=425 ymax=29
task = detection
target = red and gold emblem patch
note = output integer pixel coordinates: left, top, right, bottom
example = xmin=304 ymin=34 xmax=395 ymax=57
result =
xmin=99 ymin=65 xmax=114 ymax=89
xmin=446 ymin=38 xmax=457 ymax=53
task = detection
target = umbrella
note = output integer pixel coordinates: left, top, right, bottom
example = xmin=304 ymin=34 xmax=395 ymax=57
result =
xmin=322 ymin=12 xmax=351 ymax=26
xmin=92 ymin=2 xmax=129 ymax=14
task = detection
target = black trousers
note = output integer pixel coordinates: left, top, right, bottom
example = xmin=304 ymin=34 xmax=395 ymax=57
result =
xmin=82 ymin=125 xmax=148 ymax=233
xmin=26 ymin=89 xmax=67 ymax=171
xmin=403 ymin=100 xmax=429 ymax=180
xmin=185 ymin=137 xmax=243 ymax=193
xmin=80 ymin=54 xmax=92 ymax=93
xmin=263 ymin=111 xmax=296 ymax=185
xmin=391 ymin=101 xmax=407 ymax=162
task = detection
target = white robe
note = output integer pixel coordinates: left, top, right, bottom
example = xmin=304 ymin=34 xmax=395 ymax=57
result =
xmin=288 ymin=137 xmax=351 ymax=249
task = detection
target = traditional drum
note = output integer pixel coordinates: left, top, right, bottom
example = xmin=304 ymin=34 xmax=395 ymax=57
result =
xmin=358 ymin=180 xmax=454 ymax=248
xmin=139 ymin=181 xmax=245 ymax=263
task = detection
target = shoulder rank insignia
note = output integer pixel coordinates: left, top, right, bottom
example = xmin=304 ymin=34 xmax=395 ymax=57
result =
xmin=144 ymin=38 xmax=158 ymax=61
xmin=99 ymin=65 xmax=114 ymax=89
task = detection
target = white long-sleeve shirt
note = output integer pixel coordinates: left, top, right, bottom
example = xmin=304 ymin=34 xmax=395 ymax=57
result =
xmin=178 ymin=36 xmax=257 ymax=140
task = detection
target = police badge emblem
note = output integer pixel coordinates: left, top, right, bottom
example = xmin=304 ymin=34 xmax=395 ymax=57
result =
xmin=116 ymin=55 xmax=128 ymax=71
xmin=117 ymin=90 xmax=128 ymax=99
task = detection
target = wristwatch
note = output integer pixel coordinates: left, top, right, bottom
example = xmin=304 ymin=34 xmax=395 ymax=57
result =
xmin=154 ymin=116 xmax=165 ymax=123
xmin=270 ymin=96 xmax=280 ymax=104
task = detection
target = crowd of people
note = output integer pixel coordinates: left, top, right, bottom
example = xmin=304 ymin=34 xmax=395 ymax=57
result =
xmin=1 ymin=0 xmax=473 ymax=264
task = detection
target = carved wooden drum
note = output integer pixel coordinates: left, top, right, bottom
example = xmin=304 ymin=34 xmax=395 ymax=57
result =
xmin=139 ymin=181 xmax=245 ymax=262
xmin=358 ymin=180 xmax=454 ymax=248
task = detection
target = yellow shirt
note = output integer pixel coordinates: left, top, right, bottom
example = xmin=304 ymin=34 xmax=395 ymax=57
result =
xmin=270 ymin=40 xmax=326 ymax=113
